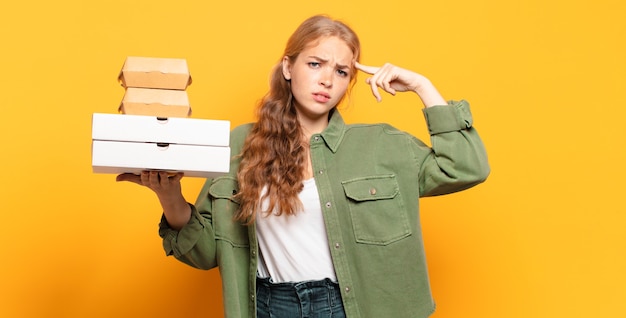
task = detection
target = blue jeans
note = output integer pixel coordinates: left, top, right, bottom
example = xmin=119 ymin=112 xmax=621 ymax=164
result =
xmin=256 ymin=276 xmax=346 ymax=318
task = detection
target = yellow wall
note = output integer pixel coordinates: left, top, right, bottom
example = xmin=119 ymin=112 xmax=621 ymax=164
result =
xmin=1 ymin=0 xmax=624 ymax=317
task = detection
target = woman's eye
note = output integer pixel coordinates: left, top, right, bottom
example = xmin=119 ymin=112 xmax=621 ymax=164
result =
xmin=337 ymin=69 xmax=348 ymax=77
xmin=308 ymin=62 xmax=320 ymax=68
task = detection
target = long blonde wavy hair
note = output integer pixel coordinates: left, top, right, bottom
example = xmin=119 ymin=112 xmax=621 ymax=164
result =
xmin=234 ymin=15 xmax=361 ymax=224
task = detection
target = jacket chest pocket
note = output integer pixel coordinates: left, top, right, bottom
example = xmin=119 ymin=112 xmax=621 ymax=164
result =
xmin=342 ymin=174 xmax=411 ymax=245
xmin=208 ymin=177 xmax=249 ymax=247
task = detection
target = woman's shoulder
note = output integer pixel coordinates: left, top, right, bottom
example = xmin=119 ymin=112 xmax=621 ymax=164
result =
xmin=345 ymin=122 xmax=405 ymax=135
xmin=343 ymin=122 xmax=428 ymax=150
xmin=229 ymin=123 xmax=254 ymax=149
xmin=231 ymin=123 xmax=254 ymax=137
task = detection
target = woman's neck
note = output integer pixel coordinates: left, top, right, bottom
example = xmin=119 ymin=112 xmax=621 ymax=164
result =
xmin=296 ymin=111 xmax=330 ymax=180
xmin=298 ymin=116 xmax=329 ymax=141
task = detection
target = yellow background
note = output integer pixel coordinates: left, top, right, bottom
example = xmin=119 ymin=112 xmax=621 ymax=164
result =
xmin=1 ymin=0 xmax=624 ymax=317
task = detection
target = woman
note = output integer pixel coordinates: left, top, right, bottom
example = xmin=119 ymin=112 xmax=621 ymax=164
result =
xmin=118 ymin=14 xmax=489 ymax=318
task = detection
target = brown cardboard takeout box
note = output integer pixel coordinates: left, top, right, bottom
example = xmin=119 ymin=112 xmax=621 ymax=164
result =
xmin=119 ymin=87 xmax=191 ymax=118
xmin=90 ymin=55 xmax=232 ymax=178
xmin=118 ymin=56 xmax=192 ymax=90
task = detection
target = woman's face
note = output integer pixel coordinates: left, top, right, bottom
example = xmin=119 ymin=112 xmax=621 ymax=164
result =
xmin=282 ymin=36 xmax=354 ymax=124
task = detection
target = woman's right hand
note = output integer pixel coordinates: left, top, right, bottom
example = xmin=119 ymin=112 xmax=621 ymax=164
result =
xmin=117 ymin=171 xmax=183 ymax=198
xmin=355 ymin=62 xmax=447 ymax=108
xmin=117 ymin=171 xmax=191 ymax=230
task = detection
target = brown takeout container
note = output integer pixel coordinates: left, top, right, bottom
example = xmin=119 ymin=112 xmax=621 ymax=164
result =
xmin=118 ymin=56 xmax=192 ymax=90
xmin=119 ymin=87 xmax=191 ymax=118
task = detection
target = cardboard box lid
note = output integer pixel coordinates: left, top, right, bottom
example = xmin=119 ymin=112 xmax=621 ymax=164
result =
xmin=119 ymin=103 xmax=191 ymax=118
xmin=121 ymin=87 xmax=189 ymax=104
xmin=92 ymin=140 xmax=230 ymax=178
xmin=118 ymin=56 xmax=192 ymax=90
xmin=119 ymin=87 xmax=191 ymax=117
xmin=92 ymin=113 xmax=230 ymax=147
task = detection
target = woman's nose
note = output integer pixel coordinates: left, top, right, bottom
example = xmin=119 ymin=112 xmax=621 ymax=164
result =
xmin=319 ymin=73 xmax=332 ymax=87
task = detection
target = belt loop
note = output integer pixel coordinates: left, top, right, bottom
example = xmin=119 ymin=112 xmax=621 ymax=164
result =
xmin=326 ymin=279 xmax=334 ymax=307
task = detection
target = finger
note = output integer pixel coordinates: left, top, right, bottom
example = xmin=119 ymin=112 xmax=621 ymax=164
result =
xmin=373 ymin=66 xmax=394 ymax=101
xmin=171 ymin=172 xmax=184 ymax=183
xmin=116 ymin=173 xmax=142 ymax=185
xmin=371 ymin=63 xmax=397 ymax=97
xmin=148 ymin=171 xmax=161 ymax=188
xmin=368 ymin=74 xmax=382 ymax=102
xmin=380 ymin=65 xmax=398 ymax=96
xmin=356 ymin=62 xmax=384 ymax=102
xmin=140 ymin=171 xmax=150 ymax=186
xmin=354 ymin=62 xmax=379 ymax=75
xmin=159 ymin=171 xmax=171 ymax=187
xmin=375 ymin=63 xmax=389 ymax=88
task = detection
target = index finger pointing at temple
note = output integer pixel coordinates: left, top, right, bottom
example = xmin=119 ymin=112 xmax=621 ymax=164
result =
xmin=355 ymin=62 xmax=379 ymax=75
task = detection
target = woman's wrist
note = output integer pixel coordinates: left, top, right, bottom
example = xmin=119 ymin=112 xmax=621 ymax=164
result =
xmin=159 ymin=194 xmax=192 ymax=230
xmin=413 ymin=78 xmax=447 ymax=108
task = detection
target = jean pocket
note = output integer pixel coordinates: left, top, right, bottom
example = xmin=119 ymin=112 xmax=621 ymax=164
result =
xmin=342 ymin=174 xmax=411 ymax=245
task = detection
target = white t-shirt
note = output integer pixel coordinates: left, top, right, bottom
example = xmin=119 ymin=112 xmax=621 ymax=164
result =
xmin=255 ymin=178 xmax=337 ymax=283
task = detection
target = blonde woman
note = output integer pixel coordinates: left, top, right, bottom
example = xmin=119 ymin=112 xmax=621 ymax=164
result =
xmin=118 ymin=14 xmax=489 ymax=318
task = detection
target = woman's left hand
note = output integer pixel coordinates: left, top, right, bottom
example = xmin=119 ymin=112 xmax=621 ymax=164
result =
xmin=355 ymin=62 xmax=446 ymax=107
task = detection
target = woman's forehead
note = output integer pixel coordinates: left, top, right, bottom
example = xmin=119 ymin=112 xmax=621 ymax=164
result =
xmin=300 ymin=36 xmax=354 ymax=62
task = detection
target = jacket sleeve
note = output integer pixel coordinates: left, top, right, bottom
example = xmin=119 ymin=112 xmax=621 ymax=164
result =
xmin=158 ymin=180 xmax=219 ymax=270
xmin=157 ymin=124 xmax=251 ymax=270
xmin=416 ymin=100 xmax=490 ymax=197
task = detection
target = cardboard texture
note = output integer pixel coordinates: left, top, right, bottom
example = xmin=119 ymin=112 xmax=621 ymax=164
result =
xmin=92 ymin=113 xmax=230 ymax=147
xmin=118 ymin=56 xmax=192 ymax=90
xmin=91 ymin=56 xmax=230 ymax=178
xmin=92 ymin=140 xmax=230 ymax=178
xmin=91 ymin=113 xmax=231 ymax=177
xmin=119 ymin=87 xmax=191 ymax=117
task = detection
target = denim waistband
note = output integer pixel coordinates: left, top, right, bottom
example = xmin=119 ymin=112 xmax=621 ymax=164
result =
xmin=255 ymin=276 xmax=345 ymax=318
xmin=256 ymin=276 xmax=339 ymax=292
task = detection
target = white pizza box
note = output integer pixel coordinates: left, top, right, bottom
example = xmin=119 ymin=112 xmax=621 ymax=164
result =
xmin=119 ymin=87 xmax=191 ymax=118
xmin=118 ymin=56 xmax=192 ymax=90
xmin=92 ymin=140 xmax=230 ymax=178
xmin=92 ymin=113 xmax=230 ymax=147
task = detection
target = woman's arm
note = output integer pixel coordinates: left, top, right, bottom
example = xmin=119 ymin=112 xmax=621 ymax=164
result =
xmin=118 ymin=171 xmax=220 ymax=270
xmin=355 ymin=62 xmax=489 ymax=195
xmin=355 ymin=62 xmax=446 ymax=107
xmin=117 ymin=171 xmax=191 ymax=230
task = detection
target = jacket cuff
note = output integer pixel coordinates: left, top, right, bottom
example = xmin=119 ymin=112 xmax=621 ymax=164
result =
xmin=422 ymin=100 xmax=473 ymax=135
xmin=158 ymin=203 xmax=205 ymax=257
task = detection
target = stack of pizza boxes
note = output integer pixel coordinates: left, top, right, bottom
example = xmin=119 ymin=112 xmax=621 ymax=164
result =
xmin=91 ymin=56 xmax=230 ymax=178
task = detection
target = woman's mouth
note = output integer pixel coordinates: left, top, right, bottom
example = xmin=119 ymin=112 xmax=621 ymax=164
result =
xmin=312 ymin=92 xmax=331 ymax=103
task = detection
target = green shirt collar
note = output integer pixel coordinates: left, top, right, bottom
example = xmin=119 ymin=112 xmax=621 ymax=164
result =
xmin=318 ymin=109 xmax=346 ymax=153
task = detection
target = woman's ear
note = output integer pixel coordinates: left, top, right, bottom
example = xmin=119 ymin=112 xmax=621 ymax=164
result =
xmin=281 ymin=56 xmax=291 ymax=81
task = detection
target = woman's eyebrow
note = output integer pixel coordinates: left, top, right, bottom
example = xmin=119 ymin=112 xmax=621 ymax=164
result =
xmin=307 ymin=56 xmax=349 ymax=69
xmin=307 ymin=56 xmax=328 ymax=63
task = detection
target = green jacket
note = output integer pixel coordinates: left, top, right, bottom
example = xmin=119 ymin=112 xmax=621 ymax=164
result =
xmin=159 ymin=100 xmax=490 ymax=318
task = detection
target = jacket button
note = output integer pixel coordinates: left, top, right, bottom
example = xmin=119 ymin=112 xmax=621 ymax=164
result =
xmin=325 ymin=202 xmax=332 ymax=208
xmin=369 ymin=188 xmax=377 ymax=195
